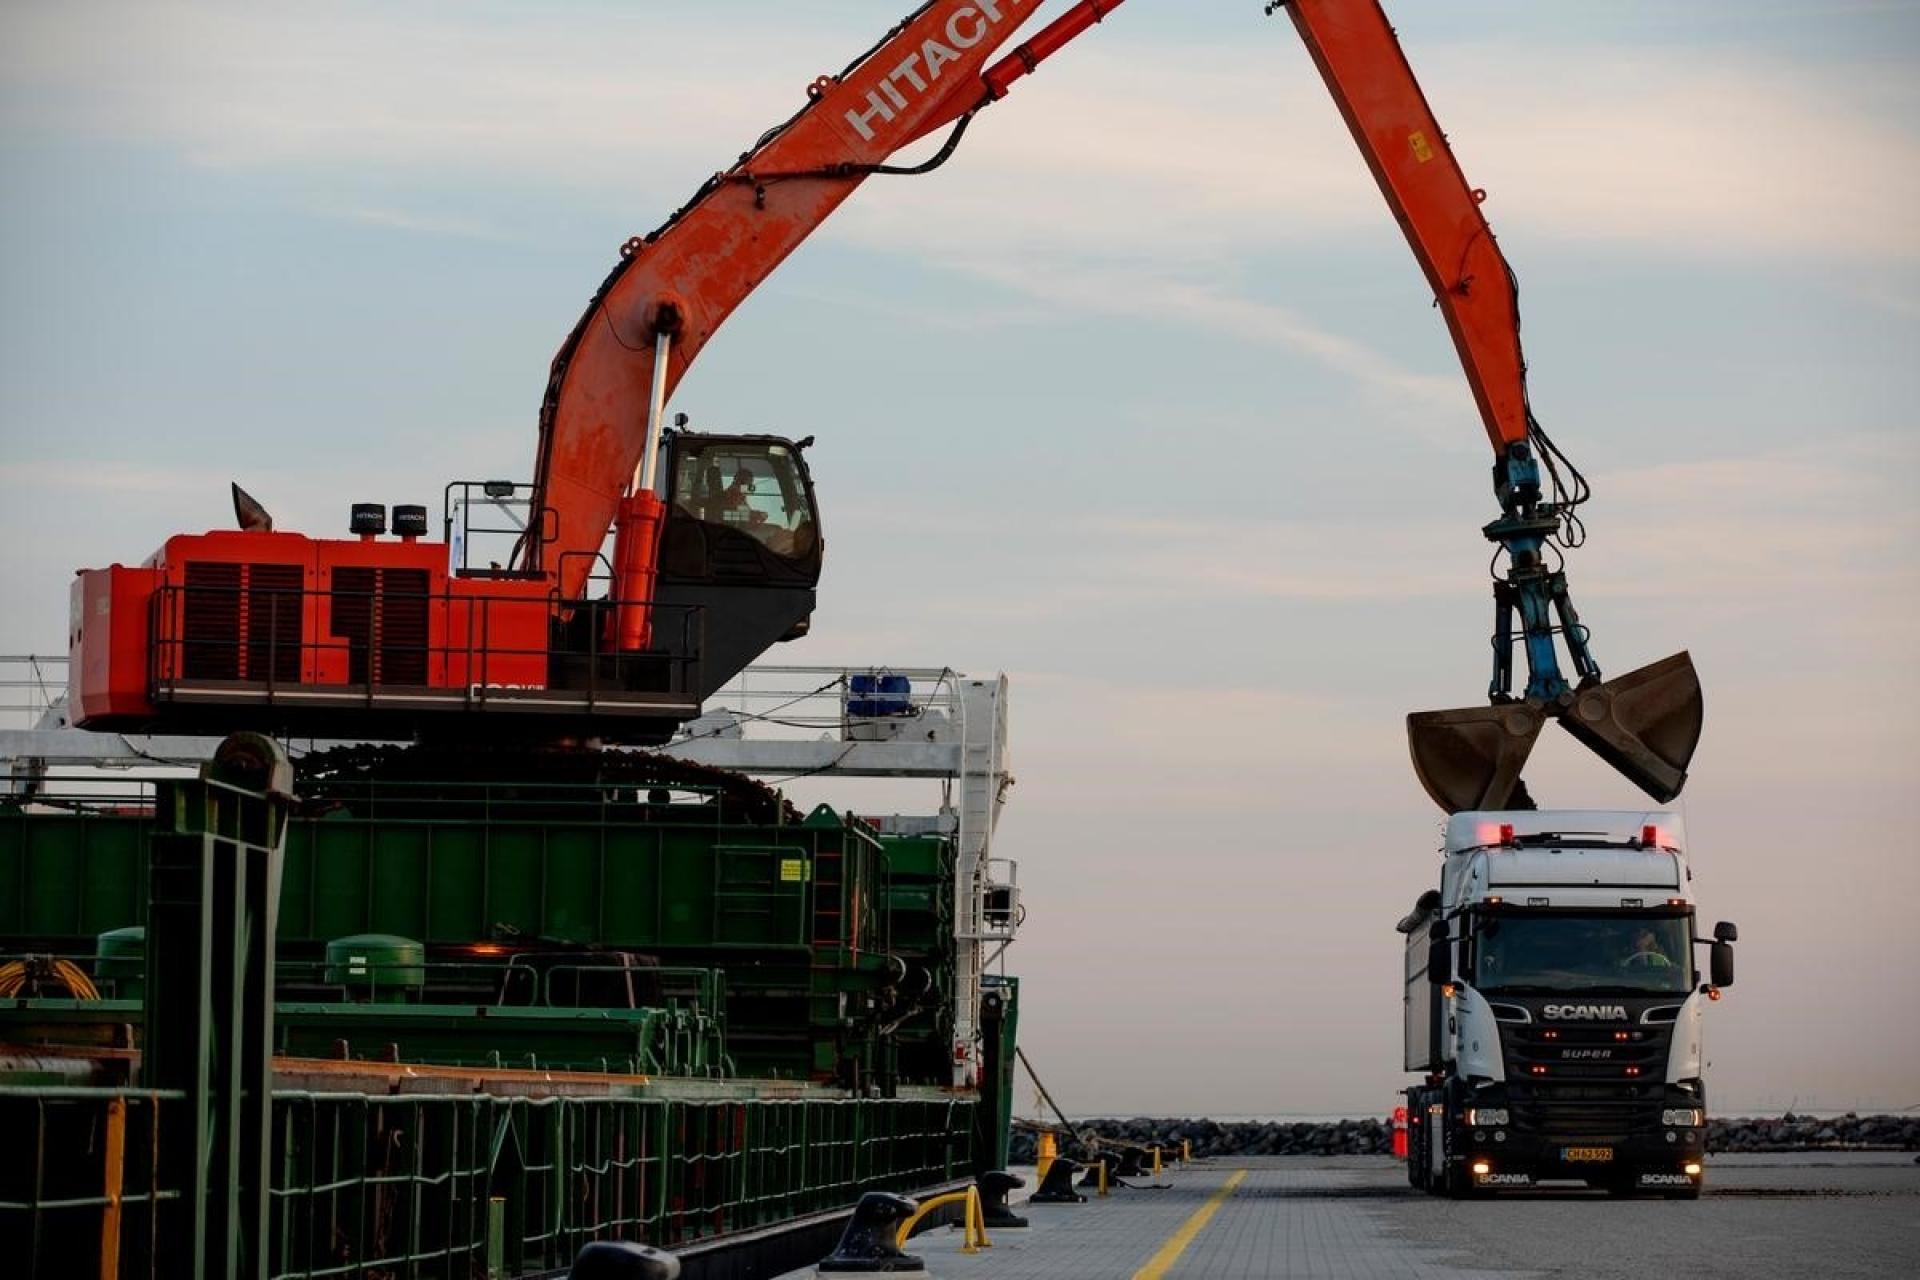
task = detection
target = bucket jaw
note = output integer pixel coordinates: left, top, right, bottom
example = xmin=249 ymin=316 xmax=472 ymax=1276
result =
xmin=1558 ymin=651 xmax=1703 ymax=804
xmin=1408 ymin=652 xmax=1703 ymax=813
xmin=1406 ymin=702 xmax=1545 ymax=813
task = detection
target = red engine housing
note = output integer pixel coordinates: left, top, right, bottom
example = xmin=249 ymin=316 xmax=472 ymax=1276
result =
xmin=67 ymin=527 xmax=652 ymax=739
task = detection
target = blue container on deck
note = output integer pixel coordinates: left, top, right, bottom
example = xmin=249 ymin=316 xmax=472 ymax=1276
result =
xmin=848 ymin=673 xmax=912 ymax=718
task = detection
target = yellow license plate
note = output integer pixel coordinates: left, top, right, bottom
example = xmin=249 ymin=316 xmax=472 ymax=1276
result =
xmin=1563 ymin=1147 xmax=1614 ymax=1163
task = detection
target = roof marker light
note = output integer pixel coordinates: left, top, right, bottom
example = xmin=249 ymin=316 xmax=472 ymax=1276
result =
xmin=1642 ymin=824 xmax=1670 ymax=848
xmin=1475 ymin=822 xmax=1518 ymax=847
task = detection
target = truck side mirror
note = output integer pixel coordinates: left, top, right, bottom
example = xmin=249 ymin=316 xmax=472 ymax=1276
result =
xmin=1709 ymin=940 xmax=1734 ymax=988
xmin=1428 ymin=935 xmax=1449 ymax=986
xmin=1713 ymin=921 xmax=1738 ymax=943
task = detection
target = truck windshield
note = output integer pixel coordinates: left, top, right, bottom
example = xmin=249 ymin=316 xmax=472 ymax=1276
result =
xmin=1472 ymin=912 xmax=1692 ymax=995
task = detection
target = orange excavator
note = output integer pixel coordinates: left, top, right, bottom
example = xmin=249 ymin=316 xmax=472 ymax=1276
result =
xmin=67 ymin=0 xmax=1700 ymax=809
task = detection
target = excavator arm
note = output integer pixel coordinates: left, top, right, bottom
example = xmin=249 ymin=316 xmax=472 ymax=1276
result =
xmin=526 ymin=0 xmax=1125 ymax=600
xmin=1275 ymin=0 xmax=1703 ymax=810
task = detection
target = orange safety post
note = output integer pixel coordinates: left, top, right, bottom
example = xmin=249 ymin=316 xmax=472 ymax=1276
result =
xmin=1391 ymin=1106 xmax=1409 ymax=1160
xmin=99 ymin=1096 xmax=126 ymax=1280
xmin=1036 ymin=1130 xmax=1058 ymax=1183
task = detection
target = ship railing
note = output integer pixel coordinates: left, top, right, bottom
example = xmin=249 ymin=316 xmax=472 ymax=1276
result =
xmin=144 ymin=579 xmax=707 ymax=717
xmin=0 ymin=653 xmax=67 ymax=731
xmin=0 ymin=1084 xmax=977 ymax=1277
xmin=683 ymin=664 xmax=967 ymax=743
xmin=294 ymin=774 xmax=737 ymax=824
xmin=3 ymin=769 xmax=754 ymax=824
xmin=0 ymin=1086 xmax=188 ymax=1277
xmin=0 ymin=947 xmax=727 ymax=1020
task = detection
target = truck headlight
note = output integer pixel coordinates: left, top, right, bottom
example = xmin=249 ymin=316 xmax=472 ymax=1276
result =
xmin=1660 ymin=1108 xmax=1704 ymax=1127
xmin=1467 ymin=1107 xmax=1509 ymax=1126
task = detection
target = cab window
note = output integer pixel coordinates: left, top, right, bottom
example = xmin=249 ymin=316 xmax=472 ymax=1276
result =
xmin=672 ymin=443 xmax=816 ymax=558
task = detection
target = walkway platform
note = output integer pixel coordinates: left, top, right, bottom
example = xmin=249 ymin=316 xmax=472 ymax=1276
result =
xmin=780 ymin=1157 xmax=1493 ymax=1280
xmin=778 ymin=1152 xmax=1920 ymax=1279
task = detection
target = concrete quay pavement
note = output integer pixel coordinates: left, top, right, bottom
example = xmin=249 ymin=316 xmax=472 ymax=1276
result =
xmin=783 ymin=1151 xmax=1920 ymax=1279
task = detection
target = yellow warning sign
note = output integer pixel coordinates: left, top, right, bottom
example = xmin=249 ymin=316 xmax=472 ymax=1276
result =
xmin=780 ymin=858 xmax=809 ymax=883
xmin=1409 ymin=130 xmax=1435 ymax=163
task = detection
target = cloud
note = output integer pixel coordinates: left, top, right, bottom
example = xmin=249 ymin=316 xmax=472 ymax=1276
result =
xmin=322 ymin=206 xmax=508 ymax=242
xmin=5 ymin=5 xmax=1912 ymax=264
xmin=941 ymin=259 xmax=1480 ymax=451
xmin=0 ymin=459 xmax=208 ymax=496
xmin=840 ymin=40 xmax=1920 ymax=265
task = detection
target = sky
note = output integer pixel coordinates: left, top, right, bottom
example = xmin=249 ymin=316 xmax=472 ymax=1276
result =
xmin=2 ymin=1 xmax=1917 ymax=1117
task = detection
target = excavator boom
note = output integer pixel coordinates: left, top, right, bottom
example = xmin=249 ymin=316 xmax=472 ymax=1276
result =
xmin=528 ymin=0 xmax=1123 ymax=599
xmin=1278 ymin=0 xmax=1703 ymax=808
xmin=1283 ymin=0 xmax=1526 ymax=453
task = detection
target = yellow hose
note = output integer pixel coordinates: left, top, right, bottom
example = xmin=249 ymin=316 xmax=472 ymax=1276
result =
xmin=0 ymin=957 xmax=102 ymax=1000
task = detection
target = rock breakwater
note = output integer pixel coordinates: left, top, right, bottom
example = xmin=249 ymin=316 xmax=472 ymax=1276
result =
xmin=1009 ymin=1113 xmax=1920 ymax=1163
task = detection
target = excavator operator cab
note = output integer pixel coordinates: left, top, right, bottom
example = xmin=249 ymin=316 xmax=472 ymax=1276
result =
xmin=646 ymin=431 xmax=823 ymax=702
xmin=662 ymin=433 xmax=821 ymax=585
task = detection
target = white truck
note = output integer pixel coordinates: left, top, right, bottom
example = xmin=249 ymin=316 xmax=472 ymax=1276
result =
xmin=1399 ymin=810 xmax=1737 ymax=1198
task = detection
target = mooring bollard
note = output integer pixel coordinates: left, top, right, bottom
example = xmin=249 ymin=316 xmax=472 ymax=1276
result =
xmin=977 ymin=1170 xmax=1028 ymax=1228
xmin=568 ymin=1240 xmax=681 ymax=1280
xmin=818 ymin=1191 xmax=925 ymax=1273
xmin=1029 ymin=1156 xmax=1085 ymax=1204
xmin=1078 ymin=1152 xmax=1117 ymax=1196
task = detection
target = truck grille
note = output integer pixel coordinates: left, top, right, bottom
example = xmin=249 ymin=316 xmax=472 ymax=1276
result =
xmin=1500 ymin=1021 xmax=1672 ymax=1138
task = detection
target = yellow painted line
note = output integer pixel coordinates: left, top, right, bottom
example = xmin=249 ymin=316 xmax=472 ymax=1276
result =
xmin=1130 ymin=1168 xmax=1247 ymax=1280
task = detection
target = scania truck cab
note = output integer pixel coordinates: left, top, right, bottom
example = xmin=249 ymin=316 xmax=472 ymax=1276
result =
xmin=1399 ymin=811 xmax=1737 ymax=1198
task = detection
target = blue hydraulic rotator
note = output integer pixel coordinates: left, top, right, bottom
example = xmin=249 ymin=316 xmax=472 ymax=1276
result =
xmin=1405 ymin=442 xmax=1704 ymax=814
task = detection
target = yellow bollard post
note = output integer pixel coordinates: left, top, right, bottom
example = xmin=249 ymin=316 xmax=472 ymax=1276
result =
xmin=1036 ymin=1130 xmax=1057 ymax=1183
xmin=1098 ymin=1158 xmax=1110 ymax=1198
xmin=969 ymin=1184 xmax=993 ymax=1249
xmin=961 ymin=1185 xmax=981 ymax=1255
xmin=1183 ymin=1138 xmax=1192 ymax=1164
xmin=1152 ymin=1146 xmax=1164 ymax=1177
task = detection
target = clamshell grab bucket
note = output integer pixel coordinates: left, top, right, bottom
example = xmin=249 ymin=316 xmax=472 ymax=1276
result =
xmin=1406 ymin=702 xmax=1545 ymax=813
xmin=1557 ymin=651 xmax=1703 ymax=804
xmin=1407 ymin=652 xmax=1704 ymax=813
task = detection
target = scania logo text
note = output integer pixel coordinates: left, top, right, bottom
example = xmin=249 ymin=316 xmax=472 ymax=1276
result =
xmin=841 ymin=1 xmax=1031 ymax=142
xmin=1541 ymin=1003 xmax=1628 ymax=1021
